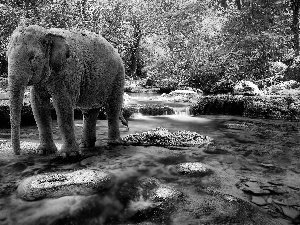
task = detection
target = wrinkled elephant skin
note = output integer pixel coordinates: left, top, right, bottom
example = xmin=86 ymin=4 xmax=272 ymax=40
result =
xmin=7 ymin=25 xmax=125 ymax=155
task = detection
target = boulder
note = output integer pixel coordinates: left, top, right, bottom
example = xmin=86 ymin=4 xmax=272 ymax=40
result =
xmin=118 ymin=177 xmax=183 ymax=221
xmin=122 ymin=127 xmax=213 ymax=147
xmin=17 ymin=169 xmax=115 ymax=201
xmin=175 ymin=162 xmax=213 ymax=177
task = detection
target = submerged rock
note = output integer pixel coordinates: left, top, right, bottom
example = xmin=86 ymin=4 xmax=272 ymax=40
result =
xmin=122 ymin=127 xmax=213 ymax=147
xmin=17 ymin=169 xmax=115 ymax=201
xmin=118 ymin=177 xmax=183 ymax=222
xmin=175 ymin=162 xmax=213 ymax=177
xmin=196 ymin=188 xmax=286 ymax=225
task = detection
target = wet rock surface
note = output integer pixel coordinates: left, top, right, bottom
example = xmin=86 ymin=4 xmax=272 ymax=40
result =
xmin=175 ymin=162 xmax=213 ymax=176
xmin=118 ymin=177 xmax=183 ymax=222
xmin=122 ymin=127 xmax=213 ymax=147
xmin=17 ymin=169 xmax=115 ymax=201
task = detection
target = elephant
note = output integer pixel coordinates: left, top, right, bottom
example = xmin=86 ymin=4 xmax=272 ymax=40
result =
xmin=6 ymin=25 xmax=125 ymax=155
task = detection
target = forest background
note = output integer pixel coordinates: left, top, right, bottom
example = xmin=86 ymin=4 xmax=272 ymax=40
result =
xmin=0 ymin=0 xmax=300 ymax=94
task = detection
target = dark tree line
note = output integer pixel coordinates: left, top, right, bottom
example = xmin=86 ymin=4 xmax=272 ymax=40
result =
xmin=0 ymin=0 xmax=300 ymax=92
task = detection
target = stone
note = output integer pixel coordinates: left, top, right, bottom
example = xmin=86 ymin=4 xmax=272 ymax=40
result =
xmin=261 ymin=186 xmax=288 ymax=194
xmin=251 ymin=196 xmax=267 ymax=206
xmin=226 ymin=123 xmax=249 ymax=130
xmin=17 ymin=169 xmax=115 ymax=201
xmin=239 ymin=181 xmax=271 ymax=195
xmin=175 ymin=162 xmax=213 ymax=177
xmin=203 ymin=145 xmax=228 ymax=154
xmin=122 ymin=127 xmax=213 ymax=147
xmin=281 ymin=206 xmax=300 ymax=219
xmin=259 ymin=163 xmax=275 ymax=168
xmin=268 ymin=181 xmax=284 ymax=186
xmin=197 ymin=188 xmax=286 ymax=225
xmin=118 ymin=177 xmax=183 ymax=221
xmin=273 ymin=199 xmax=286 ymax=206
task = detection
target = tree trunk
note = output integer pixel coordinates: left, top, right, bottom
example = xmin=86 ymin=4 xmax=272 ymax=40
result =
xmin=128 ymin=18 xmax=142 ymax=78
xmin=235 ymin=0 xmax=242 ymax=10
xmin=291 ymin=0 xmax=300 ymax=56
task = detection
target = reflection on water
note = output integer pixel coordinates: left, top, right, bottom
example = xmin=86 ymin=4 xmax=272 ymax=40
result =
xmin=126 ymin=92 xmax=161 ymax=98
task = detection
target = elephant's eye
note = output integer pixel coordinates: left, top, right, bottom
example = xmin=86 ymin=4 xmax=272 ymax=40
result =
xmin=29 ymin=55 xmax=34 ymax=63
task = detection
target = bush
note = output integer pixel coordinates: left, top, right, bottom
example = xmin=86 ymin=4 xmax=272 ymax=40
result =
xmin=0 ymin=100 xmax=108 ymax=128
xmin=190 ymin=95 xmax=245 ymax=116
xmin=139 ymin=104 xmax=174 ymax=116
xmin=0 ymin=100 xmax=11 ymax=128
xmin=210 ymin=79 xmax=234 ymax=95
xmin=123 ymin=106 xmax=138 ymax=119
xmin=190 ymin=95 xmax=300 ymax=121
xmin=233 ymin=80 xmax=262 ymax=96
xmin=0 ymin=78 xmax=8 ymax=92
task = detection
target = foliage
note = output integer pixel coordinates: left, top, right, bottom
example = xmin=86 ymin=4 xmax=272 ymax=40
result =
xmin=190 ymin=95 xmax=300 ymax=121
xmin=0 ymin=78 xmax=8 ymax=92
xmin=233 ymin=80 xmax=262 ymax=96
xmin=190 ymin=95 xmax=245 ymax=116
xmin=123 ymin=106 xmax=138 ymax=119
xmin=139 ymin=104 xmax=174 ymax=116
xmin=210 ymin=79 xmax=234 ymax=94
xmin=0 ymin=99 xmax=107 ymax=128
xmin=0 ymin=0 xmax=299 ymax=91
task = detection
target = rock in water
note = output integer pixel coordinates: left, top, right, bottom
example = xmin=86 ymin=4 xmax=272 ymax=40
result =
xmin=118 ymin=177 xmax=183 ymax=221
xmin=17 ymin=169 xmax=115 ymax=201
xmin=175 ymin=162 xmax=213 ymax=177
xmin=122 ymin=127 xmax=213 ymax=147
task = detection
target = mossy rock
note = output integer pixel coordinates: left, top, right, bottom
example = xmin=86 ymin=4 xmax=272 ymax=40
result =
xmin=122 ymin=127 xmax=213 ymax=147
xmin=17 ymin=169 xmax=115 ymax=201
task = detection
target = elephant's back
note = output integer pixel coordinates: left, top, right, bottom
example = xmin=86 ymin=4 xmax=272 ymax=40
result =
xmin=48 ymin=28 xmax=124 ymax=108
xmin=48 ymin=28 xmax=117 ymax=59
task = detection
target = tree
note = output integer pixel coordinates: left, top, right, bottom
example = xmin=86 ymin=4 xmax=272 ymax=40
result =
xmin=291 ymin=0 xmax=300 ymax=56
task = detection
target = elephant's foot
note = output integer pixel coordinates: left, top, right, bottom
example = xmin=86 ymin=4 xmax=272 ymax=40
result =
xmin=36 ymin=143 xmax=58 ymax=155
xmin=57 ymin=143 xmax=82 ymax=158
xmin=107 ymin=137 xmax=124 ymax=145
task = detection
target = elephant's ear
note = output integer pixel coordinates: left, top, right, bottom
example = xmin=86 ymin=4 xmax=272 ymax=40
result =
xmin=43 ymin=33 xmax=70 ymax=72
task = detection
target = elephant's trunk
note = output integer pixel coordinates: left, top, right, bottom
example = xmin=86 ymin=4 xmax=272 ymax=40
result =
xmin=8 ymin=77 xmax=27 ymax=155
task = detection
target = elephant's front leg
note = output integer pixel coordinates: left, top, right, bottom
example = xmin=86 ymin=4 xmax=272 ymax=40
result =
xmin=31 ymin=86 xmax=57 ymax=154
xmin=50 ymin=85 xmax=80 ymax=155
xmin=79 ymin=108 xmax=100 ymax=148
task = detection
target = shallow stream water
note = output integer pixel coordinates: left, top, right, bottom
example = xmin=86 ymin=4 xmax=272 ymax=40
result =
xmin=0 ymin=93 xmax=300 ymax=224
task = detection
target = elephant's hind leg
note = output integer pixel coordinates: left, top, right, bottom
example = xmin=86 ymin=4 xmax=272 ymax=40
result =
xmin=31 ymin=86 xmax=57 ymax=154
xmin=79 ymin=108 xmax=100 ymax=148
xmin=106 ymin=81 xmax=124 ymax=145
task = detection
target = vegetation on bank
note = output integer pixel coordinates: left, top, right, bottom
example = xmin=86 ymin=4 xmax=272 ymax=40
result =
xmin=1 ymin=0 xmax=300 ymax=126
xmin=190 ymin=95 xmax=300 ymax=121
xmin=0 ymin=99 xmax=174 ymax=128
xmin=1 ymin=1 xmax=300 ymax=93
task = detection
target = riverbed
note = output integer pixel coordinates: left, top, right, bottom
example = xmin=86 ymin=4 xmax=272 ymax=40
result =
xmin=0 ymin=94 xmax=299 ymax=224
